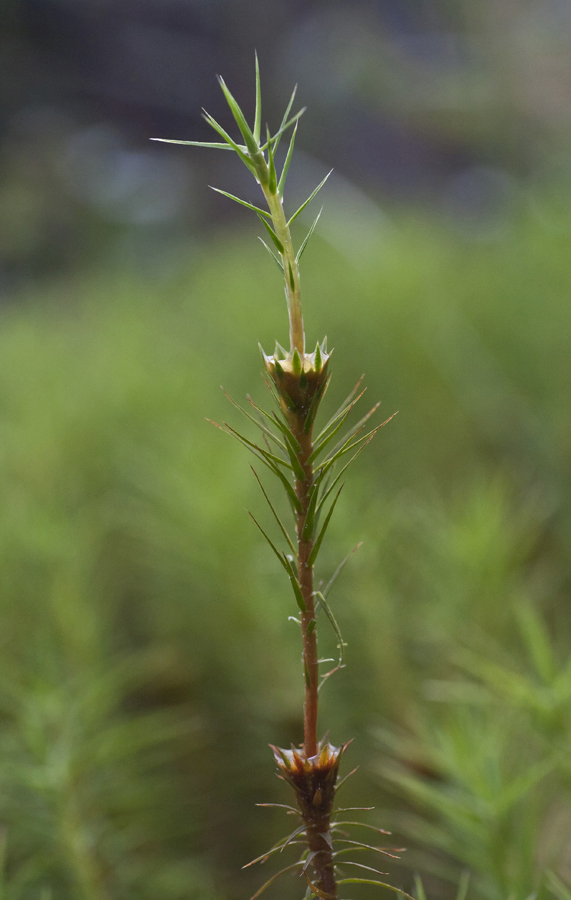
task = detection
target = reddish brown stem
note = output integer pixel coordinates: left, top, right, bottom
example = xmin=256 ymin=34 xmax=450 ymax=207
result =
xmin=292 ymin=422 xmax=319 ymax=759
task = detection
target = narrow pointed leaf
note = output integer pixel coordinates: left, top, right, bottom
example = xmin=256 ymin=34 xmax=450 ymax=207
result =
xmin=262 ymin=108 xmax=306 ymax=152
xmin=251 ymin=469 xmax=296 ymax=554
xmin=267 ymin=126 xmax=278 ymax=194
xmin=331 ymin=822 xmax=391 ymax=836
xmin=288 ymin=261 xmax=295 ymax=290
xmin=273 ymin=84 xmax=297 ymax=153
xmin=150 ymin=138 xmax=234 ymax=149
xmin=337 ymin=879 xmax=413 ymax=900
xmin=323 ymin=543 xmax=362 ymax=598
xmin=246 ymin=397 xmax=300 ymax=451
xmin=314 ymin=591 xmax=345 ymax=668
xmin=307 ymin=405 xmax=353 ymax=464
xmin=278 ymin=122 xmax=297 ymax=195
xmin=223 ymin=424 xmax=292 ymax=471
xmin=216 ymin=421 xmax=300 ymax=510
xmin=222 ymin=388 xmax=286 ymax=451
xmin=335 ymin=862 xmax=389 ymax=877
xmin=257 ymin=214 xmax=284 ymax=254
xmin=304 ymin=375 xmax=330 ymax=434
xmin=319 ymin=415 xmax=397 ymax=480
xmin=254 ymin=51 xmax=262 ymax=144
xmin=326 ymin=402 xmax=382 ymax=463
xmin=296 ymin=206 xmax=323 ymax=262
xmin=248 ymin=863 xmax=304 ymax=899
xmin=288 ymin=170 xmax=333 ymax=226
xmin=317 ymin=440 xmax=375 ymax=514
xmin=283 ymin=555 xmax=307 ymax=612
xmin=308 ymin=486 xmax=344 ymax=567
xmin=335 ymin=767 xmax=359 ymax=792
xmin=314 ymin=388 xmax=366 ymax=447
xmin=249 ymin=513 xmax=290 ymax=573
xmin=316 ymin=377 xmax=365 ymax=442
xmin=217 ymin=76 xmax=259 ymax=155
xmin=202 ymin=111 xmax=257 ymax=172
xmin=259 ymin=237 xmax=284 ymax=272
xmin=301 ymin=482 xmax=320 ymax=541
xmin=333 ymin=840 xmax=403 ymax=860
xmin=210 ymin=186 xmax=272 ymax=218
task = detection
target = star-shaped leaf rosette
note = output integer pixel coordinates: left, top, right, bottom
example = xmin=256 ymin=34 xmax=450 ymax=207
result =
xmin=152 ymin=57 xmax=403 ymax=900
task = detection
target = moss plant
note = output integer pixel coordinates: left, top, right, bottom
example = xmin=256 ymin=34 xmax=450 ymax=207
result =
xmin=153 ymin=58 xmax=404 ymax=900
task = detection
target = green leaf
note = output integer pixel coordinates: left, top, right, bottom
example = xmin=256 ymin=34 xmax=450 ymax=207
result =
xmin=282 ymin=555 xmax=307 ymax=612
xmin=210 ymin=186 xmax=272 ymax=218
xmin=221 ymin=388 xmax=286 ymax=451
xmin=258 ymin=237 xmax=284 ymax=273
xmin=251 ymin=468 xmax=296 ymax=554
xmin=315 ymin=376 xmax=364 ymax=442
xmin=307 ymin=486 xmax=344 ymax=567
xmin=334 ymin=861 xmax=390 ymax=877
xmin=257 ymin=214 xmax=284 ymax=254
xmin=254 ymin=51 xmax=262 ymax=145
xmin=314 ymin=387 xmax=366 ymax=448
xmin=261 ymin=107 xmax=306 ymax=152
xmin=337 ymin=879 xmax=414 ymax=900
xmin=314 ymin=590 xmax=345 ymax=668
xmin=202 ymin=111 xmax=257 ymax=173
xmin=301 ymin=482 xmax=320 ymax=541
xmin=223 ymin=423 xmax=292 ymax=472
xmin=332 ymin=821 xmax=391 ymax=837
xmin=249 ymin=513 xmax=290 ymax=574
xmin=316 ymin=439 xmax=374 ymax=515
xmin=296 ymin=207 xmax=323 ymax=263
xmin=213 ymin=419 xmax=300 ymax=511
xmin=248 ymin=863 xmax=304 ymax=900
xmin=245 ymin=396 xmax=298 ymax=449
xmin=274 ymin=84 xmax=297 ymax=152
xmin=288 ymin=261 xmax=296 ymax=291
xmin=307 ymin=405 xmax=353 ymax=464
xmin=150 ymin=138 xmax=234 ymax=149
xmin=303 ymin=376 xmax=330 ymax=434
xmin=267 ymin=126 xmax=278 ymax=194
xmin=414 ymin=875 xmax=428 ymax=900
xmin=217 ymin=75 xmax=259 ymax=155
xmin=319 ymin=414 xmax=397 ymax=481
xmin=455 ymin=871 xmax=471 ymax=900
xmin=287 ymin=170 xmax=333 ymax=226
xmin=278 ymin=122 xmax=297 ymax=195
xmin=322 ymin=542 xmax=362 ymax=598
xmin=324 ymin=401 xmax=382 ymax=463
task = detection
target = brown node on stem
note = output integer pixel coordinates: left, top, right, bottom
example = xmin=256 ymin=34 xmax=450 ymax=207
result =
xmin=262 ymin=348 xmax=330 ymax=423
xmin=270 ymin=739 xmax=349 ymax=819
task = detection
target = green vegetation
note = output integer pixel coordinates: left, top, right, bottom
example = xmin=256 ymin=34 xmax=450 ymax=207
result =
xmin=0 ymin=207 xmax=570 ymax=899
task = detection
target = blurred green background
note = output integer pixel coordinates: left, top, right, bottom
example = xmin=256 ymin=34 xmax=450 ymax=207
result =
xmin=2 ymin=1 xmax=571 ymax=898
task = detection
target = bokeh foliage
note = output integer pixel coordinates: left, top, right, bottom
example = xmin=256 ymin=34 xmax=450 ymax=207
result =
xmin=0 ymin=210 xmax=570 ymax=899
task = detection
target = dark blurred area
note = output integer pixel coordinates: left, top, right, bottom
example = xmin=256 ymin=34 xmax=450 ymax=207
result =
xmin=3 ymin=0 xmax=571 ymax=286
